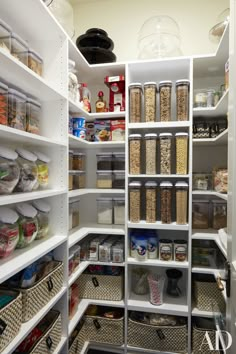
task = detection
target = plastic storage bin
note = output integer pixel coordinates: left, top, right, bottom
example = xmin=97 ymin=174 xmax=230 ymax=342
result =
xmin=129 ymin=83 xmax=142 ymax=123
xmin=212 ymin=200 xmax=227 ymax=230
xmin=70 ymin=198 xmax=80 ymax=229
xmin=28 ymin=49 xmax=43 ymax=76
xmin=0 ymin=81 xmax=8 ymax=125
xmin=32 ymin=199 xmax=51 ymax=240
xmin=73 ymin=152 xmax=86 ymax=171
xmin=192 ymin=200 xmax=210 ymax=229
xmin=160 ymin=133 xmax=172 ymax=174
xmin=0 ymin=19 xmax=11 ymax=53
xmin=129 ymin=134 xmax=142 ymax=174
xmin=73 ymin=171 xmax=86 ymax=189
xmin=34 ymin=151 xmax=50 ymax=189
xmin=8 ymin=88 xmax=26 ymax=131
xmin=0 ymin=207 xmax=19 ymax=258
xmin=26 ymin=98 xmax=41 ymax=135
xmin=0 ymin=146 xmax=20 ymax=194
xmin=11 ymin=33 xmax=28 ymax=65
xmin=97 ymin=197 xmax=113 ymax=224
xmin=96 ymin=170 xmax=112 ymax=188
xmin=129 ymin=181 xmax=142 ymax=222
xmin=113 ymin=170 xmax=125 ymax=189
xmin=96 ymin=152 xmax=113 ymax=170
xmin=144 ymin=82 xmax=157 ymax=122
xmin=176 ymin=80 xmax=190 ymax=121
xmin=145 ymin=181 xmax=157 ymax=223
xmin=113 ymin=152 xmax=125 ymax=170
xmin=175 ymin=132 xmax=188 ymax=174
xmin=15 ymin=148 xmax=38 ymax=192
xmin=16 ymin=203 xmax=38 ymax=248
xmin=159 ymin=81 xmax=172 ymax=121
xmin=160 ymin=181 xmax=173 ymax=223
xmin=114 ymin=197 xmax=125 ymax=224
xmin=175 ymin=181 xmax=188 ymax=224
xmin=145 ymin=133 xmax=157 ymax=174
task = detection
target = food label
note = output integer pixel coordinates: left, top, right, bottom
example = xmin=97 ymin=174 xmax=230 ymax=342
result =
xmin=160 ymin=244 xmax=172 ymax=261
xmin=0 ymin=227 xmax=19 ymax=257
xmin=137 ymin=244 xmax=147 ymax=257
xmin=175 ymin=245 xmax=187 ymax=262
xmin=110 ymin=119 xmax=125 ymax=141
xmin=37 ymin=164 xmax=49 ymax=186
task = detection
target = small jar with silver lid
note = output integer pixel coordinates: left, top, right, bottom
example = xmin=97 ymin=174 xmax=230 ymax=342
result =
xmin=144 ymin=82 xmax=157 ymax=122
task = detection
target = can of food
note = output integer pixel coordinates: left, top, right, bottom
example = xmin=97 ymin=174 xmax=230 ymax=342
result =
xmin=174 ymin=240 xmax=187 ymax=262
xmin=73 ymin=117 xmax=86 ymax=129
xmin=159 ymin=239 xmax=173 ymax=261
xmin=73 ymin=128 xmax=86 ymax=139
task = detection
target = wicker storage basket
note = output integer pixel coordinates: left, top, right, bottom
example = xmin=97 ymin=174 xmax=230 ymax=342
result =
xmin=193 ymin=275 xmax=226 ymax=313
xmin=78 ymin=274 xmax=123 ymax=301
xmin=192 ymin=319 xmax=221 ymax=354
xmin=69 ymin=326 xmax=87 ymax=354
xmin=17 ymin=261 xmax=63 ymax=322
xmin=0 ymin=290 xmax=22 ymax=352
xmin=128 ymin=317 xmax=188 ymax=353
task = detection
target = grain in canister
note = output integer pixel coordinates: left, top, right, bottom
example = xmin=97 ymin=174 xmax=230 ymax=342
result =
xmin=129 ymin=134 xmax=142 ymax=174
xmin=175 ymin=132 xmax=188 ymax=175
xmin=129 ymin=181 xmax=142 ymax=222
xmin=145 ymin=181 xmax=157 ymax=223
xmin=145 ymin=133 xmax=157 ymax=175
xmin=144 ymin=82 xmax=157 ymax=122
xmin=129 ymin=83 xmax=142 ymax=123
xmin=175 ymin=181 xmax=188 ymax=225
xmin=176 ymin=80 xmax=190 ymax=121
xmin=159 ymin=133 xmax=172 ymax=174
xmin=159 ymin=81 xmax=172 ymax=121
xmin=160 ymin=181 xmax=173 ymax=224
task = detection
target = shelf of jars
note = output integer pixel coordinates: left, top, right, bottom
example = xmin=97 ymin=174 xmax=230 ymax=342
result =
xmin=69 ymin=188 xmax=125 ymax=198
xmin=127 ymin=221 xmax=189 ymax=231
xmin=193 ymin=129 xmax=228 ymax=146
xmin=193 ymin=89 xmax=228 ymax=118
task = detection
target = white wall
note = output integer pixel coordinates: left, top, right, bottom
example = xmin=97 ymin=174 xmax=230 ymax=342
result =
xmin=72 ymin=0 xmax=229 ymax=61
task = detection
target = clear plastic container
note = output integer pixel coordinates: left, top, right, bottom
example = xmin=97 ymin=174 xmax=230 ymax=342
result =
xmin=28 ymin=49 xmax=43 ymax=76
xmin=175 ymin=181 xmax=188 ymax=225
xmin=0 ymin=81 xmax=8 ymax=126
xmin=97 ymin=197 xmax=113 ymax=224
xmin=69 ymin=173 xmax=73 ymax=190
xmin=194 ymin=90 xmax=207 ymax=108
xmin=32 ymin=199 xmax=50 ymax=240
xmin=114 ymin=197 xmax=125 ymax=225
xmin=73 ymin=171 xmax=86 ymax=189
xmin=71 ymin=244 xmax=80 ymax=271
xmin=113 ymin=170 xmax=125 ymax=189
xmin=206 ymin=89 xmax=215 ymax=107
xmin=113 ymin=152 xmax=125 ymax=170
xmin=26 ymin=98 xmax=41 ymax=135
xmin=176 ymin=80 xmax=190 ymax=121
xmin=73 ymin=152 xmax=86 ymax=171
xmin=11 ymin=33 xmax=28 ymax=65
xmin=69 ymin=150 xmax=73 ymax=170
xmin=71 ymin=198 xmax=80 ymax=229
xmin=15 ymin=148 xmax=38 ymax=192
xmin=69 ymin=201 xmax=73 ymax=230
xmin=159 ymin=81 xmax=172 ymax=121
xmin=8 ymin=88 xmax=26 ymax=131
xmin=144 ymin=82 xmax=157 ymax=122
xmin=96 ymin=170 xmax=112 ymax=188
xmin=96 ymin=152 xmax=113 ymax=170
xmin=145 ymin=133 xmax=157 ymax=174
xmin=160 ymin=181 xmax=173 ymax=224
xmin=160 ymin=133 xmax=172 ymax=174
xmin=16 ymin=203 xmax=38 ymax=248
xmin=33 ymin=151 xmax=50 ymax=189
xmin=129 ymin=134 xmax=142 ymax=175
xmin=175 ymin=132 xmax=188 ymax=174
xmin=129 ymin=181 xmax=142 ymax=223
xmin=129 ymin=83 xmax=142 ymax=123
xmin=145 ymin=181 xmax=157 ymax=223
xmin=212 ymin=200 xmax=227 ymax=230
xmin=192 ymin=200 xmax=210 ymax=229
xmin=0 ymin=146 xmax=20 ymax=195
xmin=0 ymin=207 xmax=19 ymax=258
xmin=0 ymin=19 xmax=11 ymax=53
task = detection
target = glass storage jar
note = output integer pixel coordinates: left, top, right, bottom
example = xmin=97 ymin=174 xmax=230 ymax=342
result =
xmin=145 ymin=133 xmax=157 ymax=174
xmin=113 ymin=152 xmax=125 ymax=170
xmin=192 ymin=200 xmax=210 ymax=229
xmin=129 ymin=83 xmax=142 ymax=123
xmin=212 ymin=200 xmax=227 ymax=230
xmin=28 ymin=49 xmax=43 ymax=76
xmin=16 ymin=203 xmax=38 ymax=248
xmin=129 ymin=134 xmax=142 ymax=175
xmin=175 ymin=132 xmax=188 ymax=174
xmin=32 ymin=199 xmax=50 ymax=240
xmin=0 ymin=81 xmax=8 ymax=126
xmin=0 ymin=146 xmax=20 ymax=194
xmin=15 ymin=148 xmax=38 ymax=192
xmin=176 ymin=80 xmax=190 ymax=121
xmin=0 ymin=207 xmax=19 ymax=258
xmin=73 ymin=152 xmax=86 ymax=171
xmin=69 ymin=150 xmax=73 ymax=170
xmin=26 ymin=98 xmax=41 ymax=135
xmin=8 ymin=88 xmax=26 ymax=131
xmin=144 ymin=82 xmax=157 ymax=122
xmin=129 ymin=181 xmax=142 ymax=223
xmin=113 ymin=170 xmax=125 ymax=189
xmin=73 ymin=171 xmax=86 ymax=189
xmin=33 ymin=151 xmax=50 ymax=189
xmin=11 ymin=33 xmax=28 ymax=65
xmin=0 ymin=19 xmax=11 ymax=53
xmin=97 ymin=197 xmax=113 ymax=224
xmin=69 ymin=172 xmax=73 ymax=190
xmin=113 ymin=197 xmax=125 ymax=225
xmin=159 ymin=133 xmax=172 ymax=174
xmin=96 ymin=152 xmax=113 ymax=170
xmin=160 ymin=181 xmax=173 ymax=224
xmin=206 ymin=89 xmax=215 ymax=107
xmin=159 ymin=81 xmax=172 ymax=121
xmin=145 ymin=181 xmax=157 ymax=223
xmin=175 ymin=181 xmax=188 ymax=225
xmin=96 ymin=170 xmax=112 ymax=188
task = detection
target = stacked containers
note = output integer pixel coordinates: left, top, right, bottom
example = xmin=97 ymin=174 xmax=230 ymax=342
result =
xmin=176 ymin=80 xmax=190 ymax=121
xmin=28 ymin=49 xmax=43 ymax=76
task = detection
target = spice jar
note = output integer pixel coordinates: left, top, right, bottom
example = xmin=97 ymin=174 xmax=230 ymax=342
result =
xmin=28 ymin=49 xmax=43 ymax=76
xmin=8 ymin=88 xmax=26 ymax=131
xmin=16 ymin=203 xmax=38 ymax=248
xmin=32 ymin=199 xmax=50 ymax=240
xmin=145 ymin=133 xmax=157 ymax=175
xmin=175 ymin=132 xmax=188 ymax=175
xmin=129 ymin=134 xmax=142 ymax=175
xmin=176 ymin=80 xmax=190 ymax=121
xmin=11 ymin=33 xmax=28 ymax=65
xmin=0 ymin=207 xmax=19 ymax=258
xmin=145 ymin=181 xmax=157 ymax=223
xmin=26 ymin=98 xmax=41 ymax=135
xmin=96 ymin=152 xmax=113 ymax=170
xmin=159 ymin=81 xmax=172 ymax=121
xmin=129 ymin=181 xmax=142 ymax=223
xmin=97 ymin=197 xmax=113 ymax=224
xmin=212 ymin=200 xmax=227 ymax=230
xmin=175 ymin=181 xmax=188 ymax=225
xmin=0 ymin=19 xmax=12 ymax=53
xmin=33 ymin=151 xmax=50 ymax=189
xmin=69 ymin=150 xmax=73 ymax=170
xmin=160 ymin=182 xmax=173 ymax=224
xmin=113 ymin=197 xmax=125 ymax=225
xmin=174 ymin=240 xmax=187 ymax=262
xmin=129 ymin=83 xmax=142 ymax=123
xmin=159 ymin=239 xmax=173 ymax=261
xmin=15 ymin=148 xmax=38 ymax=192
xmin=113 ymin=152 xmax=125 ymax=170
xmin=73 ymin=152 xmax=86 ymax=171
xmin=73 ymin=171 xmax=86 ymax=189
xmin=113 ymin=170 xmax=125 ymax=189
xmin=0 ymin=81 xmax=8 ymax=126
xmin=0 ymin=146 xmax=20 ymax=195
xmin=96 ymin=170 xmax=112 ymax=188
xmin=144 ymin=82 xmax=157 ymax=122
xmin=159 ymin=133 xmax=172 ymax=174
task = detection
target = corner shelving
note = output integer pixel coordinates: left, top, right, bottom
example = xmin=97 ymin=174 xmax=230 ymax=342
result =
xmin=127 ymin=257 xmax=189 ymax=268
xmin=0 ymin=189 xmax=67 ymax=206
xmin=69 ymin=188 xmax=125 ymax=198
xmin=193 ymin=129 xmax=228 ymax=146
xmin=128 ymin=221 xmax=189 ymax=231
xmin=192 ymin=190 xmax=228 ymax=201
xmin=69 ymin=134 xmax=125 ymax=149
xmin=193 ymin=89 xmax=229 ymax=118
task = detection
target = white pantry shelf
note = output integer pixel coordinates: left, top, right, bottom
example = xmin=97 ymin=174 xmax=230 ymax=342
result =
xmin=192 ymin=307 xmax=221 ymax=318
xmin=69 ymin=134 xmax=125 ymax=149
xmin=1 ymin=287 xmax=67 ymax=354
xmin=192 ymin=190 xmax=228 ymax=201
xmin=128 ymin=174 xmax=189 ymax=178
xmin=69 ymin=188 xmax=125 ymax=197
xmin=128 ymin=221 xmax=189 ymax=231
xmin=127 ymin=257 xmax=189 ymax=268
xmin=192 ymin=229 xmax=227 ymax=258
xmin=128 ymin=121 xmax=191 ymax=129
xmin=193 ymin=89 xmax=229 ymax=118
xmin=193 ymin=129 xmax=228 ymax=146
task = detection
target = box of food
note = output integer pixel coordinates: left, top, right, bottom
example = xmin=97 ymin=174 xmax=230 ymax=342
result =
xmin=110 ymin=119 xmax=125 ymax=141
xmin=86 ymin=122 xmax=95 ymax=142
xmin=94 ymin=120 xmax=110 ymax=141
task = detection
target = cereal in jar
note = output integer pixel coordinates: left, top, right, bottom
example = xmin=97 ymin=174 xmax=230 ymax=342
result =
xmin=159 ymin=81 xmax=172 ymax=121
xmin=129 ymin=83 xmax=142 ymax=123
xmin=175 ymin=181 xmax=188 ymax=225
xmin=129 ymin=181 xmax=142 ymax=222
xmin=160 ymin=181 xmax=173 ymax=224
xmin=145 ymin=181 xmax=157 ymax=223
xmin=144 ymin=82 xmax=157 ymax=122
xmin=145 ymin=133 xmax=157 ymax=175
xmin=176 ymin=80 xmax=190 ymax=121
xmin=160 ymin=133 xmax=172 ymax=174
xmin=0 ymin=207 xmax=19 ymax=258
xmin=175 ymin=132 xmax=188 ymax=175
xmin=129 ymin=134 xmax=142 ymax=174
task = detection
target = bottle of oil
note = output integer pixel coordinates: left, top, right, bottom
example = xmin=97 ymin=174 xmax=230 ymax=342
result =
xmin=96 ymin=91 xmax=106 ymax=112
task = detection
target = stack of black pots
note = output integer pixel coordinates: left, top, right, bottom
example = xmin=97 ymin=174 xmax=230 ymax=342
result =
xmin=76 ymin=28 xmax=116 ymax=64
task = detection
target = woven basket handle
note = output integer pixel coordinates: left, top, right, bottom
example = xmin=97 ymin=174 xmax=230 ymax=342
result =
xmin=47 ymin=277 xmax=54 ymax=292
xmin=46 ymin=335 xmax=53 ymax=349
xmin=156 ymin=329 xmax=165 ymax=340
xmin=93 ymin=319 xmax=101 ymax=330
xmin=0 ymin=319 xmax=7 ymax=335
xmin=92 ymin=277 xmax=99 ymax=287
